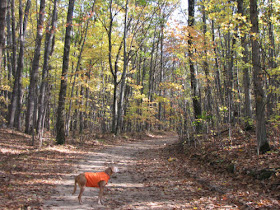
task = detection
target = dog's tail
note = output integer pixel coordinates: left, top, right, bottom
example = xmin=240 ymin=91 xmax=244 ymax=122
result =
xmin=72 ymin=177 xmax=77 ymax=195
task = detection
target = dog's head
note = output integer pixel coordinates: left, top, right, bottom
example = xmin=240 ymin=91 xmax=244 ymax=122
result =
xmin=105 ymin=166 xmax=119 ymax=176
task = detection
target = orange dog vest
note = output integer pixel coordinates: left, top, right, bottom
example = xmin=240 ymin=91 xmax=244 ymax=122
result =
xmin=84 ymin=172 xmax=110 ymax=188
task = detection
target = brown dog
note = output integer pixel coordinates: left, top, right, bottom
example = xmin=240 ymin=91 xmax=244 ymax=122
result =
xmin=72 ymin=166 xmax=118 ymax=205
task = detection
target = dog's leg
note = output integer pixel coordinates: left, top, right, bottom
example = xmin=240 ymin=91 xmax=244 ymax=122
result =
xmin=74 ymin=174 xmax=87 ymax=204
xmin=72 ymin=177 xmax=77 ymax=195
xmin=78 ymin=186 xmax=85 ymax=204
xmin=98 ymin=180 xmax=107 ymax=205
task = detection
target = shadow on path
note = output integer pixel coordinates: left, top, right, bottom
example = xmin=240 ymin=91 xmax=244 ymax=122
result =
xmin=43 ymin=137 xmax=178 ymax=209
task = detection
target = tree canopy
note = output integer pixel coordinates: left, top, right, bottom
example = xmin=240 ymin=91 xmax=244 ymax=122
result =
xmin=0 ymin=0 xmax=279 ymax=153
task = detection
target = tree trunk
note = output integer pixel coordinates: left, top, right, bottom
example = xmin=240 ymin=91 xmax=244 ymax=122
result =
xmin=106 ymin=0 xmax=123 ymax=134
xmin=56 ymin=0 xmax=75 ymax=144
xmin=116 ymin=0 xmax=128 ymax=135
xmin=65 ymin=2 xmax=94 ymax=136
xmin=158 ymin=17 xmax=164 ymax=130
xmin=0 ymin=0 xmax=7 ymax=69
xmin=250 ymin=0 xmax=270 ymax=154
xmin=25 ymin=0 xmax=46 ymax=134
xmin=37 ymin=0 xmax=57 ymax=146
xmin=237 ymin=0 xmax=252 ymax=130
xmin=5 ymin=1 xmax=12 ymax=103
xmin=188 ymin=0 xmax=202 ymax=133
xmin=148 ymin=27 xmax=157 ymax=103
xmin=13 ymin=0 xmax=31 ymax=130
xmin=266 ymin=0 xmax=276 ymax=118
xmin=7 ymin=0 xmax=17 ymax=127
xmin=202 ymin=2 xmax=212 ymax=121
xmin=79 ymin=85 xmax=84 ymax=134
xmin=211 ymin=20 xmax=222 ymax=131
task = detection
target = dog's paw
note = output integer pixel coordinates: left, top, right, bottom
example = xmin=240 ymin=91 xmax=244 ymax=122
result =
xmin=98 ymin=199 xmax=104 ymax=205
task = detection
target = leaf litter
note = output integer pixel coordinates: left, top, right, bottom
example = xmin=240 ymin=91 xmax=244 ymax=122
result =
xmin=0 ymin=128 xmax=279 ymax=209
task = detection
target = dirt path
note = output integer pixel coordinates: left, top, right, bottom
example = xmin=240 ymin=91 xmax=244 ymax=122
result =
xmin=2 ymin=129 xmax=278 ymax=209
xmin=45 ymin=135 xmax=264 ymax=209
xmin=43 ymin=136 xmax=178 ymax=209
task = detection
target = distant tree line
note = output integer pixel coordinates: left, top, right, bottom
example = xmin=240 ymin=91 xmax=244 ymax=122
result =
xmin=0 ymin=0 xmax=279 ymax=154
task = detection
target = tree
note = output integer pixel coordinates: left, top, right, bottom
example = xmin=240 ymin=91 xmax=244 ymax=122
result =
xmin=237 ymin=0 xmax=252 ymax=130
xmin=8 ymin=0 xmax=31 ymax=130
xmin=37 ymin=0 xmax=58 ymax=146
xmin=250 ymin=0 xmax=270 ymax=154
xmin=0 ymin=0 xmax=7 ymax=69
xmin=266 ymin=0 xmax=277 ymax=118
xmin=116 ymin=0 xmax=129 ymax=135
xmin=25 ymin=0 xmax=46 ymax=134
xmin=56 ymin=0 xmax=75 ymax=144
xmin=201 ymin=0 xmax=212 ymax=125
xmin=65 ymin=1 xmax=95 ymax=136
xmin=188 ymin=0 xmax=202 ymax=133
xmin=105 ymin=0 xmax=123 ymax=134
xmin=1 ymin=0 xmax=279 ymax=150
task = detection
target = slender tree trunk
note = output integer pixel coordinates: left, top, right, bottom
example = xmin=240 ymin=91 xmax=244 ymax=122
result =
xmin=116 ymin=0 xmax=128 ymax=135
xmin=212 ymin=23 xmax=223 ymax=105
xmin=65 ymin=2 xmax=94 ymax=135
xmin=148 ymin=27 xmax=158 ymax=103
xmin=0 ymin=0 xmax=7 ymax=69
xmin=84 ymin=69 xmax=90 ymax=129
xmin=5 ymin=1 xmax=12 ymax=102
xmin=224 ymin=28 xmax=235 ymax=127
xmin=188 ymin=0 xmax=201 ymax=133
xmin=211 ymin=20 xmax=222 ymax=131
xmin=158 ymin=17 xmax=164 ymax=130
xmin=7 ymin=0 xmax=18 ymax=127
xmin=106 ymin=0 xmax=123 ymax=134
xmin=202 ymin=2 xmax=212 ymax=120
xmin=25 ymin=0 xmax=46 ymax=134
xmin=79 ymin=85 xmax=84 ymax=134
xmin=7 ymin=0 xmax=17 ymax=126
xmin=14 ymin=0 xmax=31 ymax=130
xmin=250 ymin=0 xmax=270 ymax=154
xmin=237 ymin=0 xmax=252 ymax=129
xmin=107 ymin=0 xmax=117 ymax=133
xmin=37 ymin=0 xmax=57 ymax=146
xmin=266 ymin=0 xmax=276 ymax=118
xmin=10 ymin=0 xmax=16 ymax=77
xmin=56 ymin=0 xmax=75 ymax=144
xmin=14 ymin=7 xmax=23 ymax=128
xmin=65 ymin=66 xmax=76 ymax=136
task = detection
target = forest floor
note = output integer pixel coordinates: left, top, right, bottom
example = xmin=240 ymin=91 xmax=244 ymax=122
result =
xmin=0 ymin=128 xmax=279 ymax=209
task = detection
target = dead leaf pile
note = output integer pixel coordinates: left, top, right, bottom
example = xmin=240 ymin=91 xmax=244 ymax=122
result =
xmin=0 ymin=129 xmax=101 ymax=209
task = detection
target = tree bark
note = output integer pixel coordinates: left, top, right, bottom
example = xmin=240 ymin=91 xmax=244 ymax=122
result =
xmin=158 ymin=15 xmax=164 ymax=130
xmin=116 ymin=0 xmax=128 ymax=135
xmin=148 ymin=27 xmax=158 ymax=103
xmin=106 ymin=0 xmax=123 ymax=134
xmin=266 ymin=0 xmax=276 ymax=118
xmin=9 ymin=0 xmax=31 ymax=130
xmin=5 ymin=0 xmax=12 ymax=102
xmin=7 ymin=0 xmax=17 ymax=127
xmin=237 ymin=0 xmax=252 ymax=129
xmin=202 ymin=2 xmax=212 ymax=121
xmin=37 ymin=0 xmax=57 ymax=146
xmin=65 ymin=2 xmax=94 ymax=136
xmin=250 ymin=0 xmax=270 ymax=154
xmin=188 ymin=0 xmax=201 ymax=133
xmin=25 ymin=0 xmax=46 ymax=134
xmin=0 ymin=0 xmax=7 ymax=69
xmin=56 ymin=0 xmax=75 ymax=144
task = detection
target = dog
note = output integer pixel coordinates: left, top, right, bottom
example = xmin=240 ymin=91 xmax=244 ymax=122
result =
xmin=72 ymin=166 xmax=118 ymax=205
